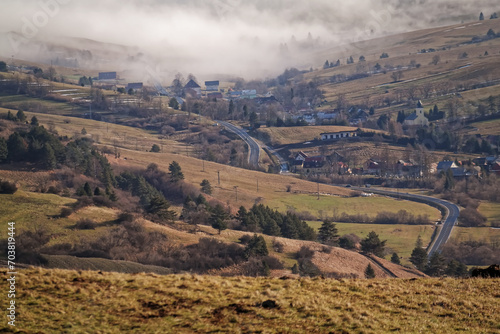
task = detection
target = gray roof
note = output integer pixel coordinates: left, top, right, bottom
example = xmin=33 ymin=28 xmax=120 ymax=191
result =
xmin=417 ymin=100 xmax=423 ymax=108
xmin=184 ymin=79 xmax=200 ymax=89
xmin=405 ymin=113 xmax=419 ymax=121
xmin=437 ymin=161 xmax=455 ymax=170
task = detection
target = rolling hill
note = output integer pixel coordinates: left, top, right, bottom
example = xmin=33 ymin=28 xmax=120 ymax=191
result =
xmin=2 ymin=267 xmax=498 ymax=333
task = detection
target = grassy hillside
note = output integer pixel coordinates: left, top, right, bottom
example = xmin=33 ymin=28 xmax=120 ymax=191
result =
xmin=308 ymin=221 xmax=435 ymax=260
xmin=267 ymin=194 xmax=440 ymax=221
xmin=257 ymin=125 xmax=361 ymax=145
xmin=3 ymin=268 xmax=499 ymax=333
xmin=0 ymin=189 xmax=430 ymax=277
xmin=308 ymin=19 xmax=500 ymax=117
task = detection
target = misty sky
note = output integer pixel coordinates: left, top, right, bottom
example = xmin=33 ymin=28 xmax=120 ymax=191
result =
xmin=1 ymin=0 xmax=499 ymax=79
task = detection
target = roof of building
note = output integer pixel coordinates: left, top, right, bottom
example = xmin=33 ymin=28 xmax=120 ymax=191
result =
xmin=437 ymin=161 xmax=456 ymax=170
xmin=295 ymin=151 xmax=308 ymax=159
xmin=404 ymin=113 xmax=419 ymax=121
xmin=184 ymin=79 xmax=200 ymax=89
xmin=205 ymin=81 xmax=219 ymax=86
xmin=320 ymin=130 xmax=357 ymax=135
xmin=126 ymin=82 xmax=143 ymax=89
xmin=303 ymin=156 xmax=326 ymax=168
xmin=417 ymin=100 xmax=423 ymax=108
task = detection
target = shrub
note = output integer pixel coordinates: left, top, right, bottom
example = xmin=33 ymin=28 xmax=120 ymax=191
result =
xmin=239 ymin=234 xmax=252 ymax=245
xmin=74 ymin=218 xmax=97 ymax=230
xmin=92 ymin=196 xmax=113 ymax=208
xmin=296 ymin=246 xmax=315 ymax=259
xmin=459 ymin=207 xmax=487 ymax=227
xmin=47 ymin=185 xmax=60 ymax=194
xmin=272 ymin=239 xmax=284 ymax=253
xmin=0 ymin=179 xmax=17 ymax=194
xmin=59 ymin=207 xmax=73 ymax=218
xmin=116 ymin=212 xmax=135 ymax=223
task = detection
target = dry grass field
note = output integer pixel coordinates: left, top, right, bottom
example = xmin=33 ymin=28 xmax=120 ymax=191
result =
xmin=3 ymin=267 xmax=499 ymax=333
xmin=470 ymin=118 xmax=500 ymax=136
xmin=257 ymin=125 xmax=360 ymax=145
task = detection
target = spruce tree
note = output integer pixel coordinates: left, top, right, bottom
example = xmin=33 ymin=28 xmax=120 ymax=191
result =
xmin=318 ymin=220 xmax=339 ymax=245
xmin=365 ymin=264 xmax=376 ymax=278
xmin=168 ymin=161 xmax=184 ymax=182
xmin=391 ymin=252 xmax=401 ymax=265
xmin=425 ymin=252 xmax=446 ymax=277
xmin=0 ymin=138 xmax=8 ymax=162
xmin=16 ymin=110 xmax=26 ymax=122
xmin=244 ymin=234 xmax=269 ymax=258
xmin=30 ymin=116 xmax=39 ymax=126
xmin=210 ymin=204 xmax=228 ymax=234
xmin=410 ymin=236 xmax=428 ymax=271
xmin=361 ymin=231 xmax=386 ymax=257
xmin=41 ymin=144 xmax=57 ymax=169
xmin=200 ymin=179 xmax=212 ymax=195
xmin=83 ymin=182 xmax=93 ymax=197
xmin=7 ymin=132 xmax=27 ymax=161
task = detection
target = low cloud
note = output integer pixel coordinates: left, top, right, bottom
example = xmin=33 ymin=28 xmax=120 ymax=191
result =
xmin=0 ymin=0 xmax=498 ymax=81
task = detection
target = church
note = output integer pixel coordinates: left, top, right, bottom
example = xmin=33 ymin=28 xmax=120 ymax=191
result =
xmin=403 ymin=100 xmax=429 ymax=127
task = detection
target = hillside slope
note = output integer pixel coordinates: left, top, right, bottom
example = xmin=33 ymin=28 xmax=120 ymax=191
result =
xmin=3 ymin=268 xmax=499 ymax=333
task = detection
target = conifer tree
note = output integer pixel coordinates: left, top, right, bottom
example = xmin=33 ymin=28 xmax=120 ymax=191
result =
xmin=410 ymin=236 xmax=428 ymax=271
xmin=0 ymin=138 xmax=8 ymax=162
xmin=365 ymin=264 xmax=376 ymax=278
xmin=168 ymin=161 xmax=184 ymax=182
xmin=318 ymin=220 xmax=339 ymax=245
xmin=210 ymin=204 xmax=228 ymax=234
xmin=391 ymin=252 xmax=401 ymax=265
xmin=360 ymin=231 xmax=386 ymax=257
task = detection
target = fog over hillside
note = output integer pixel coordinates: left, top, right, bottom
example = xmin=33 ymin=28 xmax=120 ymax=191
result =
xmin=0 ymin=0 xmax=498 ymax=80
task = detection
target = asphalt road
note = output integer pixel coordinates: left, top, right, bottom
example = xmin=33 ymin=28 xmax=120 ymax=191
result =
xmin=352 ymin=187 xmax=460 ymax=258
xmin=217 ymin=121 xmax=260 ymax=167
xmin=264 ymin=145 xmax=289 ymax=173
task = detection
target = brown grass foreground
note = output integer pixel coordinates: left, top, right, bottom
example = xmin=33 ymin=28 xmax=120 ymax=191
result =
xmin=2 ymin=268 xmax=499 ymax=333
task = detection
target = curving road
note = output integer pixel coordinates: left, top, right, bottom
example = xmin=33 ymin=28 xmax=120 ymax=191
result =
xmin=352 ymin=187 xmax=460 ymax=258
xmin=217 ymin=121 xmax=260 ymax=167
xmin=264 ymin=145 xmax=289 ymax=173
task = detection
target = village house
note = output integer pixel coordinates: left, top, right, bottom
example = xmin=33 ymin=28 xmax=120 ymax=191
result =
xmin=300 ymin=156 xmax=329 ymax=175
xmin=436 ymin=160 xmax=458 ymax=174
xmin=320 ymin=130 xmax=358 ymax=141
xmin=394 ymin=160 xmax=421 ymax=177
xmin=184 ymin=79 xmax=202 ymax=97
xmin=404 ymin=100 xmax=429 ymax=127
xmin=126 ymin=82 xmax=143 ymax=92
xmin=98 ymin=72 xmax=117 ymax=80
xmin=292 ymin=151 xmax=308 ymax=166
xmin=492 ymin=161 xmax=500 ymax=175
xmin=205 ymin=81 xmax=220 ymax=91
xmin=364 ymin=159 xmax=382 ymax=175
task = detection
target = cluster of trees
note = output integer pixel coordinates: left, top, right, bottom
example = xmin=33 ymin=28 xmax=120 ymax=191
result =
xmin=116 ymin=169 xmax=177 ymax=223
xmin=78 ymin=76 xmax=93 ymax=86
xmin=235 ymin=204 xmax=317 ymax=241
xmin=328 ymin=210 xmax=431 ymax=225
xmin=409 ymin=236 xmax=469 ymax=277
xmin=1 ymin=122 xmax=63 ymax=168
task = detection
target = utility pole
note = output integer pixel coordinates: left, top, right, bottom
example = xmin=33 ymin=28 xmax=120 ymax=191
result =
xmin=218 ymin=171 xmax=220 ymax=185
xmin=257 ymin=179 xmax=259 ymax=192
xmin=202 ymin=159 xmax=205 ymax=172
xmin=317 ymin=182 xmax=320 ymax=200
xmin=234 ymin=186 xmax=238 ymax=202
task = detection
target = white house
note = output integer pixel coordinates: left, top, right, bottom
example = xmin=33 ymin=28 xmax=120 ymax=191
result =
xmin=404 ymin=100 xmax=429 ymax=127
xmin=205 ymin=81 xmax=220 ymax=91
xmin=320 ymin=130 xmax=358 ymax=141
